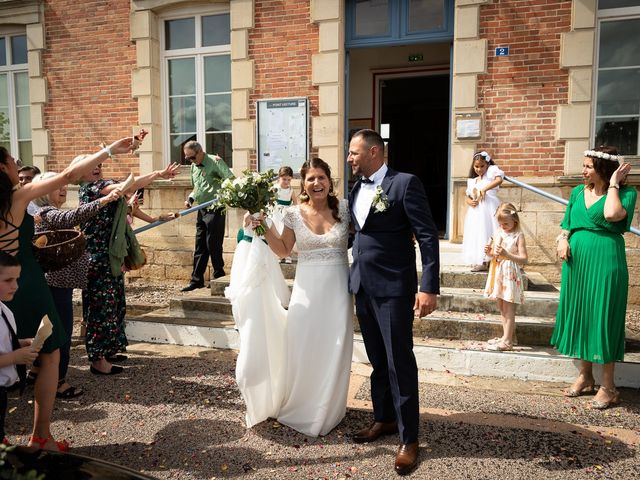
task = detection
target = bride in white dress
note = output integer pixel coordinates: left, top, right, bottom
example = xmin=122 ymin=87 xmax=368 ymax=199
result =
xmin=236 ymin=157 xmax=353 ymax=437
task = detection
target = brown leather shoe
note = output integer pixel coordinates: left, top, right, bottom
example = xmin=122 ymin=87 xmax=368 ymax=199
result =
xmin=352 ymin=421 xmax=398 ymax=443
xmin=394 ymin=442 xmax=419 ymax=475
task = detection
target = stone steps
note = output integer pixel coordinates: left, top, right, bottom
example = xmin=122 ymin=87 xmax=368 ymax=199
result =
xmin=123 ymin=317 xmax=640 ymax=388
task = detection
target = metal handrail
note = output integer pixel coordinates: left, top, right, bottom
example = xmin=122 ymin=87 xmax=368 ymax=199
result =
xmin=504 ymin=175 xmax=640 ymax=236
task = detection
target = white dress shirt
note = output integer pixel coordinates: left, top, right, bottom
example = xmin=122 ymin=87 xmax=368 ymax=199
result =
xmin=0 ymin=302 xmax=19 ymax=388
xmin=353 ymin=163 xmax=388 ymax=228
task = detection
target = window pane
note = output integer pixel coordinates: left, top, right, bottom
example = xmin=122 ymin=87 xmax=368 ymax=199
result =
xmin=165 ymin=18 xmax=195 ymax=50
xmin=18 ymin=141 xmax=32 ymax=165
xmin=206 ymin=132 xmax=232 ymax=168
xmin=170 ymin=133 xmax=196 ymax=165
xmin=355 ymin=0 xmax=390 ymax=37
xmin=15 ymin=72 xmax=29 ymax=106
xmin=596 ymin=68 xmax=640 ymax=116
xmin=202 ymin=14 xmax=230 ymax=47
xmin=10 ymin=35 xmax=26 ymax=64
xmin=16 ymin=106 xmax=30 ymax=138
xmin=205 ymin=93 xmax=231 ymax=132
xmin=595 ymin=118 xmax=638 ymax=156
xmin=0 ymin=74 xmax=7 ymax=107
xmin=168 ymin=58 xmax=195 ymax=95
xmin=204 ymin=55 xmax=231 ymax=93
xmin=169 ymin=97 xmax=196 ymax=134
xmin=0 ymin=108 xmax=9 ymax=143
xmin=408 ymin=0 xmax=444 ymax=33
xmin=599 ymin=19 xmax=640 ymax=68
xmin=0 ymin=38 xmax=5 ymax=66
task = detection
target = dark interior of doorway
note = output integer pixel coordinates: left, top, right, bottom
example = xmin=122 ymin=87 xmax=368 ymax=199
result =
xmin=380 ymin=74 xmax=449 ymax=236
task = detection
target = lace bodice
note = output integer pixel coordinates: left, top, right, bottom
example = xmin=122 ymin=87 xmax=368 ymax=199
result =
xmin=284 ymin=200 xmax=350 ymax=265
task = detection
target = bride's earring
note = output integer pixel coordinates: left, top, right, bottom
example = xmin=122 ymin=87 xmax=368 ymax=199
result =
xmin=328 ymin=188 xmax=337 ymax=197
xmin=299 ymin=190 xmax=309 ymax=201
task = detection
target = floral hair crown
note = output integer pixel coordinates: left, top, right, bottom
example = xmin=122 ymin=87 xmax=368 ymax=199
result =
xmin=498 ymin=209 xmax=517 ymax=216
xmin=584 ymin=150 xmax=623 ymax=162
xmin=473 ymin=151 xmax=491 ymax=163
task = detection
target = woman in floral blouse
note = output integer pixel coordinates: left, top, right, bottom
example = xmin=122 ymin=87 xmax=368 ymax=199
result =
xmin=33 ymin=172 xmax=121 ymax=398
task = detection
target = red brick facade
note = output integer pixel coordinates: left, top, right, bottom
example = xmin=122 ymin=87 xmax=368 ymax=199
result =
xmin=476 ymin=0 xmax=571 ymax=177
xmin=248 ymin=0 xmax=320 ymax=170
xmin=42 ymin=0 xmax=138 ymax=179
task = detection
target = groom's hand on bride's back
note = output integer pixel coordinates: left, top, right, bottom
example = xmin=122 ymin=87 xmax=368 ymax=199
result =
xmin=414 ymin=292 xmax=437 ymax=318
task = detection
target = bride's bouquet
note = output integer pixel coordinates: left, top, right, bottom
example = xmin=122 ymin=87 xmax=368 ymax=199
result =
xmin=215 ymin=169 xmax=278 ymax=236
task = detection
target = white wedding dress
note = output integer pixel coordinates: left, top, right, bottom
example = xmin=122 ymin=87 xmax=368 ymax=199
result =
xmin=225 ymin=226 xmax=290 ymax=428
xmin=226 ymin=200 xmax=353 ymax=437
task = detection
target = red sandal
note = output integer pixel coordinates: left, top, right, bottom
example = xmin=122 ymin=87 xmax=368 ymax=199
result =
xmin=28 ymin=434 xmax=70 ymax=452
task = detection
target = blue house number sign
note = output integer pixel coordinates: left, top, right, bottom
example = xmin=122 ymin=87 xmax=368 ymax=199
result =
xmin=495 ymin=47 xmax=509 ymax=56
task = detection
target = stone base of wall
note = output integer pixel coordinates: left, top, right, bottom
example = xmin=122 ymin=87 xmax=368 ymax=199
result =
xmin=117 ymin=181 xmax=640 ymax=305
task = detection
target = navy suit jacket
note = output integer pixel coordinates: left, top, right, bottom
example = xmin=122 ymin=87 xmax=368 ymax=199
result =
xmin=349 ymin=168 xmax=440 ymax=297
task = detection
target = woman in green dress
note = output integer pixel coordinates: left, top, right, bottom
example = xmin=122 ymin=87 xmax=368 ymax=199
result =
xmin=552 ymin=146 xmax=636 ymax=409
xmin=0 ymin=138 xmax=133 ymax=450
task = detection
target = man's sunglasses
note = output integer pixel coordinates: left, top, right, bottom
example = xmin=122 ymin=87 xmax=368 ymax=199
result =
xmin=184 ymin=155 xmax=197 ymax=162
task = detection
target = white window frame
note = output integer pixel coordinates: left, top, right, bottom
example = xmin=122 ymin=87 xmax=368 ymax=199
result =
xmin=160 ymin=5 xmax=231 ymax=165
xmin=593 ymin=6 xmax=640 ymax=157
xmin=0 ymin=28 xmax=29 ymax=161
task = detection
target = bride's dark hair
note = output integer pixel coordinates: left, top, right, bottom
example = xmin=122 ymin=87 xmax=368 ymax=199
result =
xmin=299 ymin=157 xmax=341 ymax=223
xmin=0 ymin=147 xmax=14 ymax=223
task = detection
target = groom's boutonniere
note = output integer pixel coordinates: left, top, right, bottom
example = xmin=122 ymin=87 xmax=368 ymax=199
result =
xmin=372 ymin=185 xmax=390 ymax=213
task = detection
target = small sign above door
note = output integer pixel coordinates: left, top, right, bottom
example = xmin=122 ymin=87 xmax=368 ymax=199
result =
xmin=495 ymin=47 xmax=509 ymax=56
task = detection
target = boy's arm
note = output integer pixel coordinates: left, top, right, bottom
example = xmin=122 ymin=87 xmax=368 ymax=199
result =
xmin=0 ymin=346 xmax=38 ymax=368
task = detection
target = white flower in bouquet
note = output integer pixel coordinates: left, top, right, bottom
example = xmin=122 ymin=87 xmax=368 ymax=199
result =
xmin=215 ymin=169 xmax=278 ymax=236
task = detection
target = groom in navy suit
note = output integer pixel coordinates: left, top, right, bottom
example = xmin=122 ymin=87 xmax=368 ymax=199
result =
xmin=348 ymin=129 xmax=439 ymax=475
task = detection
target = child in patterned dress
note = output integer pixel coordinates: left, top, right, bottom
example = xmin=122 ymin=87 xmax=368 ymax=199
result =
xmin=483 ymin=203 xmax=528 ymax=351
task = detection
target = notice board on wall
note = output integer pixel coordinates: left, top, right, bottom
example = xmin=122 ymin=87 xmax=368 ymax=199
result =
xmin=257 ymin=97 xmax=308 ymax=173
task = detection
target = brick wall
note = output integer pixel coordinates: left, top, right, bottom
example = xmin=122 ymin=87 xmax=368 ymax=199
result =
xmin=476 ymin=0 xmax=571 ymax=177
xmin=42 ymin=0 xmax=138 ymax=180
xmin=248 ymin=0 xmax=319 ymax=170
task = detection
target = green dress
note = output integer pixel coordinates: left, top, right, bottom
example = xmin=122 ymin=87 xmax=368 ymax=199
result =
xmin=551 ymin=184 xmax=637 ymax=363
xmin=5 ymin=215 xmax=66 ymax=352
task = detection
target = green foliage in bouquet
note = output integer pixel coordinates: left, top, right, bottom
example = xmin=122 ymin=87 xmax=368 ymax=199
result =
xmin=215 ymin=169 xmax=278 ymax=236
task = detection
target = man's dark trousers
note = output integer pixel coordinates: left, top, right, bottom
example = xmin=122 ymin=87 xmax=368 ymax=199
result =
xmin=191 ymin=208 xmax=225 ymax=285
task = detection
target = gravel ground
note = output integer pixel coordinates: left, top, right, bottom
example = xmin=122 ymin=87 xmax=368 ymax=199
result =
xmin=37 ymin=279 xmax=637 ymax=479
xmin=6 ymin=344 xmax=640 ymax=480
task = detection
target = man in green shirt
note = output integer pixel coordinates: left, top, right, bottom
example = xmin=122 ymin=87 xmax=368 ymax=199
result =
xmin=181 ymin=140 xmax=233 ymax=291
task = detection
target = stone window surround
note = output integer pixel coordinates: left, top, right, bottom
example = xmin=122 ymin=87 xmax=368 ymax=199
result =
xmin=131 ymin=0 xmax=346 ymax=189
xmin=159 ymin=7 xmax=232 ymax=166
xmin=0 ymin=0 xmax=46 ymax=172
xmin=591 ymin=5 xmax=640 ymax=163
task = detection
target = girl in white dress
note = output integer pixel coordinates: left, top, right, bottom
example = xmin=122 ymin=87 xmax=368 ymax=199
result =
xmin=462 ymin=151 xmax=504 ymax=271
xmin=252 ymin=158 xmax=353 ymax=437
xmin=483 ymin=203 xmax=528 ymax=351
xmin=270 ymin=166 xmax=298 ymax=263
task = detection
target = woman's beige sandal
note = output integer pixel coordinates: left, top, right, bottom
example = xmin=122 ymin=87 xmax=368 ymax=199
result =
xmin=563 ymin=382 xmax=595 ymax=398
xmin=591 ymin=386 xmax=620 ymax=410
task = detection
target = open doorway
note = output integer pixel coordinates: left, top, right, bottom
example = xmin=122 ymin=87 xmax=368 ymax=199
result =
xmin=378 ymin=73 xmax=450 ymax=235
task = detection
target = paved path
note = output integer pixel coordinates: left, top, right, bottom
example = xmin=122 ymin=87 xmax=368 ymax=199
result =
xmin=7 ymin=343 xmax=640 ymax=479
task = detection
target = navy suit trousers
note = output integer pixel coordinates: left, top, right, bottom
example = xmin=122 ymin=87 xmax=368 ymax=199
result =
xmin=355 ymin=289 xmax=419 ymax=444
